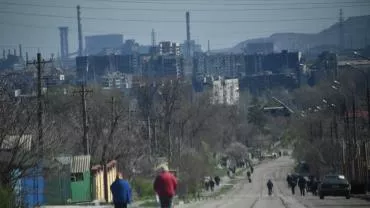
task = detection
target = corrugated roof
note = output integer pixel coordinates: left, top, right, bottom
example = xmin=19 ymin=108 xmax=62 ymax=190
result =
xmin=71 ymin=155 xmax=91 ymax=173
xmin=56 ymin=156 xmax=72 ymax=165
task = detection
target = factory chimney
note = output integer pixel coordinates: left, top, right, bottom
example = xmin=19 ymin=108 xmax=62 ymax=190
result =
xmin=186 ymin=11 xmax=191 ymax=58
xmin=77 ymin=5 xmax=83 ymax=56
xmin=19 ymin=44 xmax=23 ymax=58
xmin=59 ymin=27 xmax=69 ymax=60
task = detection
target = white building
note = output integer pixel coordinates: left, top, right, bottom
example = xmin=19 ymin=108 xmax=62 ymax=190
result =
xmin=159 ymin=41 xmax=181 ymax=56
xmin=102 ymin=72 xmax=124 ymax=89
xmin=212 ymin=77 xmax=239 ymax=105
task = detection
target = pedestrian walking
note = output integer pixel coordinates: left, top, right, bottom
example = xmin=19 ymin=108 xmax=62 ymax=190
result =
xmin=247 ymin=171 xmax=252 ymax=183
xmin=110 ymin=172 xmax=132 ymax=208
xmin=311 ymin=178 xmax=318 ymax=196
xmin=154 ymin=165 xmax=177 ymax=208
xmin=209 ymin=177 xmax=215 ymax=191
xmin=286 ymin=174 xmax=292 ymax=187
xmin=290 ymin=177 xmax=297 ymax=195
xmin=298 ymin=176 xmax=307 ymax=196
xmin=267 ymin=179 xmax=274 ymax=195
xmin=214 ymin=176 xmax=221 ymax=186
xmin=204 ymin=177 xmax=210 ymax=191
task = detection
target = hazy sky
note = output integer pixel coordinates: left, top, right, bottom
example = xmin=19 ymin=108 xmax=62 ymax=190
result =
xmin=0 ymin=0 xmax=370 ymax=58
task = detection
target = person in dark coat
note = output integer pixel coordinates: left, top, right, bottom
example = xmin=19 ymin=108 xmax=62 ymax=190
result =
xmin=311 ymin=178 xmax=318 ymax=196
xmin=204 ymin=177 xmax=210 ymax=191
xmin=209 ymin=177 xmax=215 ymax=192
xmin=298 ymin=176 xmax=307 ymax=196
xmin=267 ymin=179 xmax=273 ymax=195
xmin=214 ymin=176 xmax=221 ymax=186
xmin=286 ymin=174 xmax=292 ymax=187
xmin=154 ymin=165 xmax=177 ymax=208
xmin=247 ymin=171 xmax=252 ymax=182
xmin=290 ymin=177 xmax=297 ymax=195
xmin=110 ymin=172 xmax=132 ymax=208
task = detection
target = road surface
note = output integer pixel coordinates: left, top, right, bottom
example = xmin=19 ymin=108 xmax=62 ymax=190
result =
xmin=180 ymin=157 xmax=370 ymax=208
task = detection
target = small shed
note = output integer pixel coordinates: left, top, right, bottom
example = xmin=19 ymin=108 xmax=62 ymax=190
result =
xmin=91 ymin=160 xmax=117 ymax=202
xmin=70 ymin=155 xmax=91 ymax=203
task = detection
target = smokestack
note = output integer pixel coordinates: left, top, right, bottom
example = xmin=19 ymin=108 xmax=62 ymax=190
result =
xmin=8 ymin=49 xmax=11 ymax=56
xmin=13 ymin=49 xmax=16 ymax=56
xmin=19 ymin=44 xmax=23 ymax=58
xmin=26 ymin=52 xmax=29 ymax=63
xmin=186 ymin=11 xmax=190 ymax=42
xmin=186 ymin=11 xmax=191 ymax=58
xmin=2 ymin=49 xmax=5 ymax=59
xmin=77 ymin=5 xmax=83 ymax=56
xmin=151 ymin=28 xmax=156 ymax=47
xmin=59 ymin=27 xmax=69 ymax=60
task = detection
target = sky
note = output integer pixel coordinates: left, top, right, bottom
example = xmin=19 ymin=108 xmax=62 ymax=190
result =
xmin=0 ymin=0 xmax=370 ymax=58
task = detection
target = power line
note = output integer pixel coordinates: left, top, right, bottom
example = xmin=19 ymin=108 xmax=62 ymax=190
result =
xmin=0 ymin=10 xmax=339 ymax=23
xmin=0 ymin=21 xmax=111 ymax=34
xmin=87 ymin=0 xmax=370 ymax=6
xmin=0 ymin=1 xmax=369 ymax=12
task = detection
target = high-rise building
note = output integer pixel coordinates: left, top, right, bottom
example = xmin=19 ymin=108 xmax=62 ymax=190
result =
xmin=212 ymin=77 xmax=239 ymax=105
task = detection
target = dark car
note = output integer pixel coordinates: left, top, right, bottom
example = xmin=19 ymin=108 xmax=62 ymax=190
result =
xmin=318 ymin=175 xmax=351 ymax=199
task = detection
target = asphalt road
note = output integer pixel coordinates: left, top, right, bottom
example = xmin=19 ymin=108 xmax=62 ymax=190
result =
xmin=180 ymin=157 xmax=370 ymax=208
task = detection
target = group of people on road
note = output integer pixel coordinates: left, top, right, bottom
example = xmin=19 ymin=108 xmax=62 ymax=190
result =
xmin=286 ymin=174 xmax=319 ymax=196
xmin=110 ymin=165 xmax=177 ymax=208
xmin=204 ymin=176 xmax=221 ymax=191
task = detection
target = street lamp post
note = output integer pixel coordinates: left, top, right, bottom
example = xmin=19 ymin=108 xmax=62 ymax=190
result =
xmin=323 ymin=98 xmax=341 ymax=172
xmin=332 ymin=81 xmax=355 ymax=180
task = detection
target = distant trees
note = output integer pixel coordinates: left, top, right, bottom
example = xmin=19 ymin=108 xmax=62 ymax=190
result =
xmin=225 ymin=142 xmax=249 ymax=163
xmin=283 ymin=69 xmax=369 ymax=179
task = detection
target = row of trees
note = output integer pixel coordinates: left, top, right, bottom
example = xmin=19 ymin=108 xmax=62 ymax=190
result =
xmin=284 ymin=69 xmax=369 ymax=182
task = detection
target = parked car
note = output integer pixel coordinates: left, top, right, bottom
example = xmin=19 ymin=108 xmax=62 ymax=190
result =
xmin=318 ymin=175 xmax=351 ymax=199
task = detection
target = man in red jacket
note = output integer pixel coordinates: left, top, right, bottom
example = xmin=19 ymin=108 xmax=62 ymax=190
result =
xmin=154 ymin=165 xmax=177 ymax=208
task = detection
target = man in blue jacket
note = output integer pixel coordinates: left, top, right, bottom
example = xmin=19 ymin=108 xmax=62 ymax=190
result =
xmin=110 ymin=172 xmax=132 ymax=208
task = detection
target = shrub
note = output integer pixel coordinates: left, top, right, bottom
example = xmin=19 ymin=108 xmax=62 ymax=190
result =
xmin=131 ymin=177 xmax=155 ymax=199
xmin=0 ymin=186 xmax=14 ymax=208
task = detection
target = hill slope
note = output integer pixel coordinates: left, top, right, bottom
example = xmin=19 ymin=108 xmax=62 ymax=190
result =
xmin=229 ymin=15 xmax=370 ymax=54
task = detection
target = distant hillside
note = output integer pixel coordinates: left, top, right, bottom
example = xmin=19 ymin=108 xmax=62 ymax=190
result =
xmin=228 ymin=15 xmax=370 ymax=54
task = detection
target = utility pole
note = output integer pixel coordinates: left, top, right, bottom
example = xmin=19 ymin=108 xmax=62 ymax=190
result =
xmin=74 ymin=84 xmax=92 ymax=155
xmin=26 ymin=53 xmax=52 ymax=206
xmin=352 ymin=93 xmax=359 ymax=181
xmin=26 ymin=53 xmax=53 ymax=156
xmin=366 ymin=74 xmax=369 ymax=192
xmin=102 ymin=96 xmax=115 ymax=203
